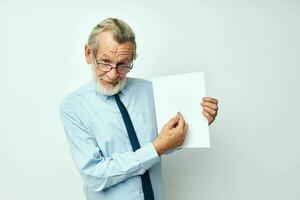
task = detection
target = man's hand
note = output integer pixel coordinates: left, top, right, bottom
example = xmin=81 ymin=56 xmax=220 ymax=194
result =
xmin=153 ymin=112 xmax=188 ymax=155
xmin=201 ymin=97 xmax=219 ymax=125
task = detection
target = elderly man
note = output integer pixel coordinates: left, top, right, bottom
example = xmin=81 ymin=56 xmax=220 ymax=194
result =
xmin=59 ymin=18 xmax=218 ymax=200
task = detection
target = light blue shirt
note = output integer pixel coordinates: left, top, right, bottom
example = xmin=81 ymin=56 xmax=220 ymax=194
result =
xmin=59 ymin=78 xmax=164 ymax=200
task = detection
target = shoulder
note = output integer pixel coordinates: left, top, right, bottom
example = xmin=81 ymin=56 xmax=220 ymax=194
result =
xmin=59 ymin=81 xmax=94 ymax=110
xmin=124 ymin=77 xmax=155 ymax=103
xmin=125 ymin=77 xmax=153 ymax=91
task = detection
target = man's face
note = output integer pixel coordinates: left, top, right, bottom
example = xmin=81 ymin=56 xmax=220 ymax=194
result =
xmin=87 ymin=31 xmax=133 ymax=95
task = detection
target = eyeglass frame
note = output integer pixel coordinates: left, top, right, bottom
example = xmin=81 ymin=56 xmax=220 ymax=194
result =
xmin=92 ymin=53 xmax=134 ymax=74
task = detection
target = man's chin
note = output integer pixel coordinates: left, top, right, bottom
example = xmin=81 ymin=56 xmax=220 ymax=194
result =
xmin=95 ymin=78 xmax=127 ymax=96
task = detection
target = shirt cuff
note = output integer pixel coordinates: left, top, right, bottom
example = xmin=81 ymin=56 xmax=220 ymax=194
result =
xmin=135 ymin=143 xmax=160 ymax=171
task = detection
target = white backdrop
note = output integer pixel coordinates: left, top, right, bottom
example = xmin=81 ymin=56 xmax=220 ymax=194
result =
xmin=1 ymin=0 xmax=299 ymax=200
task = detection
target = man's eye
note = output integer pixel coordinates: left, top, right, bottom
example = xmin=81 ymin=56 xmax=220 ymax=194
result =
xmin=102 ymin=60 xmax=110 ymax=64
xmin=117 ymin=62 xmax=129 ymax=68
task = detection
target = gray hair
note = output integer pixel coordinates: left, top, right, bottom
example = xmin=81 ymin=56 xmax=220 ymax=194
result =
xmin=87 ymin=18 xmax=137 ymax=60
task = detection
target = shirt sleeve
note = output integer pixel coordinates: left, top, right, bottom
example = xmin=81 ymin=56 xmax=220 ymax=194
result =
xmin=59 ymin=104 xmax=160 ymax=192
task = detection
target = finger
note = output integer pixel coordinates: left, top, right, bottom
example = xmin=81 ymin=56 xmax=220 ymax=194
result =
xmin=165 ymin=113 xmax=180 ymax=130
xmin=177 ymin=112 xmax=186 ymax=129
xmin=184 ymin=124 xmax=188 ymax=136
xmin=201 ymin=101 xmax=218 ymax=110
xmin=202 ymin=97 xmax=218 ymax=104
xmin=202 ymin=106 xmax=217 ymax=117
xmin=202 ymin=111 xmax=214 ymax=124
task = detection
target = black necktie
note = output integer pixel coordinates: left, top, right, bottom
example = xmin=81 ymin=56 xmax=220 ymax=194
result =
xmin=114 ymin=93 xmax=155 ymax=200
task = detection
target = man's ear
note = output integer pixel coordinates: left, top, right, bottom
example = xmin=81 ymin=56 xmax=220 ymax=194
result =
xmin=85 ymin=44 xmax=92 ymax=64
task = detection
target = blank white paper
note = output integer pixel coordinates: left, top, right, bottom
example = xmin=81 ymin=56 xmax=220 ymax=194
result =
xmin=152 ymin=72 xmax=210 ymax=148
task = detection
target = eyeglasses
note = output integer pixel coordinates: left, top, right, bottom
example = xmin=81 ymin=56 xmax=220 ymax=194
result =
xmin=93 ymin=56 xmax=133 ymax=74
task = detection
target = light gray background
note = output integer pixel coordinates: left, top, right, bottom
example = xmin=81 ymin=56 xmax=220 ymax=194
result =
xmin=0 ymin=0 xmax=299 ymax=200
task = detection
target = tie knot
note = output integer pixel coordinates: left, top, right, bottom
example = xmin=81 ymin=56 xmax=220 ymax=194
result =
xmin=114 ymin=93 xmax=121 ymax=101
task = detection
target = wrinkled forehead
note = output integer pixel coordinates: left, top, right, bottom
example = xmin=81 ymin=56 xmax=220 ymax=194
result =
xmin=97 ymin=32 xmax=133 ymax=60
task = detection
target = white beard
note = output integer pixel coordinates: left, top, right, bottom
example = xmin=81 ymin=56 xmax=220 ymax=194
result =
xmin=93 ymin=74 xmax=127 ymax=96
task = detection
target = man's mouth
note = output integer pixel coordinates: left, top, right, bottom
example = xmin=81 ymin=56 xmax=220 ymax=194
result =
xmin=100 ymin=78 xmax=119 ymax=86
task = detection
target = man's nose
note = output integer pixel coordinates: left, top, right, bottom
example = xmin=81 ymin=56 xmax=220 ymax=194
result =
xmin=107 ymin=67 xmax=119 ymax=80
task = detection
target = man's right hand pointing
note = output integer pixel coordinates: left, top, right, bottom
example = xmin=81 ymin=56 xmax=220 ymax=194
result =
xmin=153 ymin=112 xmax=188 ymax=155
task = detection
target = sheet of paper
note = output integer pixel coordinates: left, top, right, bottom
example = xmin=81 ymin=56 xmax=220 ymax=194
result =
xmin=152 ymin=72 xmax=210 ymax=148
